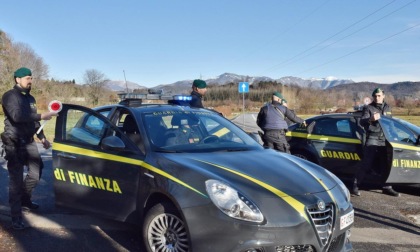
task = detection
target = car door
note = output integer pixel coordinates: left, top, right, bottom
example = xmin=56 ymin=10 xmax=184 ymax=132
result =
xmin=380 ymin=117 xmax=420 ymax=183
xmin=309 ymin=116 xmax=363 ymax=176
xmin=53 ymin=104 xmax=144 ymax=221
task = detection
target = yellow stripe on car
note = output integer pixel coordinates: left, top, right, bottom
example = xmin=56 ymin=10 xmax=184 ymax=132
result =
xmin=194 ymin=159 xmax=310 ymax=223
xmin=52 ymin=142 xmax=207 ymax=198
xmin=287 ymin=132 xmax=361 ymax=144
xmin=389 ymin=142 xmax=420 ymax=151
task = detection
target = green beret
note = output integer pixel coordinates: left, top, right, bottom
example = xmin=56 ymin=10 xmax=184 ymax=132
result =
xmin=273 ymin=91 xmax=283 ymax=99
xmin=193 ymin=79 xmax=207 ymax=89
xmin=372 ymin=87 xmax=384 ymax=96
xmin=14 ymin=67 xmax=32 ymax=78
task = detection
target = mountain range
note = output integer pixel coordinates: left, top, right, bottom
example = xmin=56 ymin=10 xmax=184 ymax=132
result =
xmin=105 ymin=73 xmax=420 ymax=99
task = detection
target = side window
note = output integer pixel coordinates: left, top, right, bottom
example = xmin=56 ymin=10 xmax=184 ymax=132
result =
xmin=314 ymin=118 xmax=352 ymax=138
xmin=336 ymin=119 xmax=353 ymax=138
xmin=314 ymin=119 xmax=335 ymax=136
xmin=99 ymin=110 xmax=111 ymax=118
xmin=65 ymin=109 xmax=116 ymax=147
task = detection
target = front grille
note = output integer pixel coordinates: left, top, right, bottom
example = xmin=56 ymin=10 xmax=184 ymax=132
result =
xmin=307 ymin=204 xmax=334 ymax=246
xmin=275 ymin=245 xmax=315 ymax=252
xmin=327 ymin=233 xmax=345 ymax=252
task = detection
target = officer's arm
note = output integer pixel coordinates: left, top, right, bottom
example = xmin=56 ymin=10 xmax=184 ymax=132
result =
xmin=359 ymin=106 xmax=372 ymax=127
xmin=256 ymin=108 xmax=265 ymax=128
xmin=285 ymin=108 xmax=304 ymax=124
xmin=2 ymin=92 xmax=41 ymax=123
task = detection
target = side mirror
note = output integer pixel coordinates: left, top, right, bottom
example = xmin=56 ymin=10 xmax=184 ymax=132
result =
xmin=101 ymin=136 xmax=126 ymax=151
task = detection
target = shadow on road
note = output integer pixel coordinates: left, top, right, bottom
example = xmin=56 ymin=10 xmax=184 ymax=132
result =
xmin=1 ymin=153 xmax=144 ymax=251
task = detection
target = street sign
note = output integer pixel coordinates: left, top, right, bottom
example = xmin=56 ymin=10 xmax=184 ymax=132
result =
xmin=238 ymin=82 xmax=249 ymax=93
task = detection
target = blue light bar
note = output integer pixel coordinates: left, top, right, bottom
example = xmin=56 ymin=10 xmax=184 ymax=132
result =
xmin=173 ymin=95 xmax=192 ymax=101
xmin=118 ymin=93 xmax=193 ymax=106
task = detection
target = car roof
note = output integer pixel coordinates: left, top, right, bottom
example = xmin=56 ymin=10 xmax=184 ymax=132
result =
xmin=308 ymin=111 xmax=362 ymax=120
xmin=91 ymin=92 xmax=204 ymax=113
xmin=93 ymin=102 xmax=214 ymax=115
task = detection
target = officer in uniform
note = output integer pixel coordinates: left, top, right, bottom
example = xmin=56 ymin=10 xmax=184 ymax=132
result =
xmin=351 ymin=87 xmax=400 ymax=197
xmin=280 ymin=99 xmax=294 ymax=126
xmin=1 ymin=67 xmax=58 ymax=229
xmin=257 ymin=92 xmax=306 ymax=153
xmin=190 ymin=79 xmax=207 ymax=108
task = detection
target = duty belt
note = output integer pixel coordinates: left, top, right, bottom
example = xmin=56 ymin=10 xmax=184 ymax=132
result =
xmin=17 ymin=137 xmax=34 ymax=145
xmin=368 ymin=132 xmax=384 ymax=137
xmin=265 ymin=129 xmax=287 ymax=134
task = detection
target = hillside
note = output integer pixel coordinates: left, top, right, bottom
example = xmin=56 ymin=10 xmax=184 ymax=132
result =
xmin=328 ymin=81 xmax=420 ymax=99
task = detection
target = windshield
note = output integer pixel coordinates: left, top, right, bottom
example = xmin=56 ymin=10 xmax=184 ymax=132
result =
xmin=143 ymin=111 xmax=263 ymax=152
xmin=393 ymin=117 xmax=420 ymax=135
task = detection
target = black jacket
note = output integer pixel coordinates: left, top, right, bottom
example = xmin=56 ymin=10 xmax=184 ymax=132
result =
xmin=257 ymin=101 xmax=304 ymax=131
xmin=360 ymin=102 xmax=391 ymax=146
xmin=2 ymin=85 xmax=44 ymax=140
xmin=190 ymin=91 xmax=204 ymax=108
xmin=360 ymin=102 xmax=391 ymax=134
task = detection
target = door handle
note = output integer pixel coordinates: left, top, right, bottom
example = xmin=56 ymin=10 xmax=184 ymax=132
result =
xmin=393 ymin=148 xmax=403 ymax=152
xmin=57 ymin=152 xmax=77 ymax=159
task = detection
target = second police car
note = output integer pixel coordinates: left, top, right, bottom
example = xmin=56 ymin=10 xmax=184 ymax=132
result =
xmin=286 ymin=111 xmax=420 ymax=184
xmin=52 ymin=93 xmax=354 ymax=252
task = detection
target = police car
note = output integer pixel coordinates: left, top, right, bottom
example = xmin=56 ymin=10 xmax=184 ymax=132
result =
xmin=287 ymin=111 xmax=420 ymax=184
xmin=52 ymin=92 xmax=354 ymax=252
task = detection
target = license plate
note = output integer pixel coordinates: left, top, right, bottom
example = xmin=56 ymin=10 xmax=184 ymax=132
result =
xmin=340 ymin=210 xmax=354 ymax=230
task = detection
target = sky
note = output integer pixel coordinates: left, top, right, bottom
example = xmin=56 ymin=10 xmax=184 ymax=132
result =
xmin=2 ymin=0 xmax=420 ymax=87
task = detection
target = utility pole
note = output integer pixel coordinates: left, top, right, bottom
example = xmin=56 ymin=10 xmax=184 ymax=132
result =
xmin=123 ymin=70 xmax=128 ymax=93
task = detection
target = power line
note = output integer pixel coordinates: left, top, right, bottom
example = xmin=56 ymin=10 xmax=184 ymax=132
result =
xmin=235 ymin=0 xmax=331 ymax=62
xmin=284 ymin=0 xmax=417 ymax=69
xmin=262 ymin=0 xmax=400 ymax=74
xmin=296 ymin=22 xmax=420 ymax=75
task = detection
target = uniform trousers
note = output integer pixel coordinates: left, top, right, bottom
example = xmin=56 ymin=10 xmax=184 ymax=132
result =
xmin=7 ymin=140 xmax=43 ymax=217
xmin=262 ymin=130 xmax=290 ymax=153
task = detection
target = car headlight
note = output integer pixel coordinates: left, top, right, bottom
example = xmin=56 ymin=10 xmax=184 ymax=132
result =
xmin=324 ymin=170 xmax=351 ymax=202
xmin=205 ymin=179 xmax=264 ymax=223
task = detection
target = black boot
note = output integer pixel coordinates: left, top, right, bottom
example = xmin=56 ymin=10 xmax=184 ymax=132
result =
xmin=351 ymin=182 xmax=361 ymax=196
xmin=11 ymin=216 xmax=25 ymax=230
xmin=382 ymin=187 xmax=400 ymax=197
xmin=22 ymin=201 xmax=39 ymax=210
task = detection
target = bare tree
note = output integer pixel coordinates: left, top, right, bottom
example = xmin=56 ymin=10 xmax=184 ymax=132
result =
xmin=400 ymin=97 xmax=417 ymax=115
xmin=14 ymin=42 xmax=49 ymax=83
xmin=0 ymin=31 xmax=49 ymax=103
xmin=83 ymin=69 xmax=108 ymax=106
xmin=0 ymin=31 xmax=18 ymax=96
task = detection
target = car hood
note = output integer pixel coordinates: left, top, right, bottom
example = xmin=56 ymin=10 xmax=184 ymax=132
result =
xmin=157 ymin=149 xmax=338 ymax=197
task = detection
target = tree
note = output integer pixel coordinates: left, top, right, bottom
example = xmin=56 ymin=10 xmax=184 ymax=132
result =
xmin=83 ymin=69 xmax=108 ymax=106
xmin=0 ymin=30 xmax=17 ymax=96
xmin=0 ymin=30 xmax=49 ymax=102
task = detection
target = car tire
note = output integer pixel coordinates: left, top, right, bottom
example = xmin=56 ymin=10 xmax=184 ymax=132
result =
xmin=143 ymin=202 xmax=190 ymax=252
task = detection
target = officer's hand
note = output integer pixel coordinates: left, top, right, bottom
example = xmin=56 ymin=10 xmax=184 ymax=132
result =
xmin=371 ymin=112 xmax=380 ymax=122
xmin=302 ymin=121 xmax=307 ymax=127
xmin=41 ymin=138 xmax=51 ymax=149
xmin=41 ymin=111 xmax=59 ymax=120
